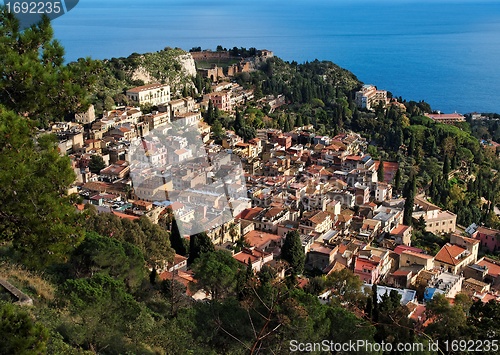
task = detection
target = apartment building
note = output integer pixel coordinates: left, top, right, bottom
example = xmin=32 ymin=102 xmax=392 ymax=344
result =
xmin=355 ymin=85 xmax=388 ymax=110
xmin=126 ymin=83 xmax=171 ymax=106
xmin=412 ymin=196 xmax=457 ymax=234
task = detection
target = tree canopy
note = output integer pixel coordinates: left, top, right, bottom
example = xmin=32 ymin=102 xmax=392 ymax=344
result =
xmin=0 ymin=10 xmax=100 ymax=125
xmin=0 ymin=302 xmax=49 ymax=354
xmin=0 ymin=107 xmax=83 ymax=267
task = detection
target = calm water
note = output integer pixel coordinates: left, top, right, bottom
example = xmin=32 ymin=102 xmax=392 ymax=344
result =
xmin=51 ymin=0 xmax=500 ymax=114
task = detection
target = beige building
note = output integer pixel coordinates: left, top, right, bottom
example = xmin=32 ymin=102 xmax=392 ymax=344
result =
xmin=449 ymin=234 xmax=479 ymax=264
xmin=126 ymin=83 xmax=171 ymax=106
xmin=75 ymin=105 xmax=96 ymax=124
xmin=167 ymin=97 xmax=195 ymax=117
xmin=134 ymin=175 xmax=172 ymax=201
xmin=355 ymin=85 xmax=388 ymax=110
xmin=144 ymin=111 xmax=171 ymax=130
xmin=434 ymin=243 xmax=476 ymax=275
xmin=400 ymin=250 xmax=434 ymax=270
xmin=173 ymin=111 xmax=202 ymax=126
xmin=412 ymin=196 xmax=457 ymax=234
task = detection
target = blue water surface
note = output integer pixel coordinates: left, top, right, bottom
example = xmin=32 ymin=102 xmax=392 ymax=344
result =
xmin=51 ymin=0 xmax=500 ymax=113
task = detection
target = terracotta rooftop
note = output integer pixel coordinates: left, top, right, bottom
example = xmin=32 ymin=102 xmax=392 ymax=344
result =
xmin=237 ymin=207 xmax=264 ymax=221
xmin=391 ymin=224 xmax=411 ymax=236
xmin=127 ymin=83 xmax=168 ymax=93
xmin=111 ymin=210 xmax=140 ymax=221
xmin=434 ymin=243 xmax=468 ymax=266
xmin=476 ymin=257 xmax=500 ymax=277
xmin=244 ymin=230 xmax=282 ymax=250
xmin=264 ymin=207 xmax=284 ymax=219
xmin=476 ymin=226 xmax=500 ymax=236
xmin=394 ymin=246 xmax=420 ymax=257
xmin=401 ymin=250 xmax=434 ymax=260
xmin=309 ymin=243 xmax=337 ymax=256
xmin=308 ymin=211 xmax=330 ymax=225
xmin=233 ymin=248 xmax=272 ymax=265
xmin=159 ymin=270 xmax=196 ymax=296
xmin=414 ymin=196 xmax=440 ymax=212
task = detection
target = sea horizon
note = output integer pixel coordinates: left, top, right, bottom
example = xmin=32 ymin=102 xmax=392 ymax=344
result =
xmin=51 ymin=0 xmax=500 ymax=114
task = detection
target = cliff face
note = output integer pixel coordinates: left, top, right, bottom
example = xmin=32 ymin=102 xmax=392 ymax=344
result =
xmin=177 ymin=53 xmax=196 ymax=77
xmin=93 ymin=48 xmax=196 ymax=107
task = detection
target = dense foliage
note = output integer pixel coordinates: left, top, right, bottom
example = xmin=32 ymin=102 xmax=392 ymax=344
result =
xmin=0 ymin=10 xmax=100 ymax=125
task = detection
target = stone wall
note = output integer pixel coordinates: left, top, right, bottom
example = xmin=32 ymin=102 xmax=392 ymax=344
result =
xmin=0 ymin=278 xmax=33 ymax=306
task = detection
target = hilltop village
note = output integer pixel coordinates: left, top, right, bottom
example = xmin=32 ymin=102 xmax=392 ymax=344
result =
xmin=48 ymin=48 xmax=500 ymax=317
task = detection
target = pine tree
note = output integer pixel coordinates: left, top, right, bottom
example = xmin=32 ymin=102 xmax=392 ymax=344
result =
xmin=408 ymin=134 xmax=416 ymax=156
xmin=188 ymin=231 xmax=214 ymax=264
xmin=295 ymin=115 xmax=303 ymax=128
xmin=0 ymin=10 xmax=100 ymax=125
xmin=234 ymin=107 xmax=244 ymax=131
xmin=283 ymin=117 xmax=291 ymax=132
xmin=372 ymin=284 xmax=379 ymax=322
xmin=0 ymin=109 xmax=84 ymax=267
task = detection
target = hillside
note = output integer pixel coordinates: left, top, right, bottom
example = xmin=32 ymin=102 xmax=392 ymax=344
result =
xmin=90 ymin=47 xmax=196 ymax=113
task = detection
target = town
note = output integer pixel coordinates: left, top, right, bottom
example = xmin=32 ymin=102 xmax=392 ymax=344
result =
xmin=48 ymin=48 xmax=500 ymax=321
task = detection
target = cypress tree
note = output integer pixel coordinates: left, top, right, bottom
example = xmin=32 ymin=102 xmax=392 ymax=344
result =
xmin=170 ymin=221 xmax=188 ymax=256
xmin=443 ymin=155 xmax=450 ymax=176
xmin=204 ymin=100 xmax=214 ymax=125
xmin=403 ymin=176 xmax=416 ymax=226
xmin=281 ymin=230 xmax=305 ymax=276
xmin=394 ymin=168 xmax=402 ymax=191
xmin=377 ymin=159 xmax=385 ymax=182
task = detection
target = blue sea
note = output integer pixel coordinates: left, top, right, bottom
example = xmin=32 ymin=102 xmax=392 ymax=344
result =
xmin=51 ymin=0 xmax=500 ymax=114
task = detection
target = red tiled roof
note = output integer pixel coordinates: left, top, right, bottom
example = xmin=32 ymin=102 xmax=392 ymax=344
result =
xmin=173 ymin=254 xmax=187 ymax=265
xmin=127 ymin=83 xmax=167 ymax=93
xmin=391 ymin=224 xmax=411 ymax=236
xmin=159 ymin=270 xmax=196 ymax=296
xmin=111 ymin=210 xmax=140 ymax=221
xmin=476 ymin=258 xmax=500 ymax=277
xmin=434 ymin=243 xmax=467 ymax=266
xmin=409 ymin=304 xmax=427 ymax=323
xmin=394 ymin=245 xmax=423 ymax=255
xmin=426 ymin=113 xmax=465 ymax=120
xmin=402 ymin=250 xmax=434 ymax=260
xmin=237 ymin=207 xmax=264 ymax=221
xmin=244 ymin=230 xmax=282 ymax=250
xmin=355 ymin=257 xmax=379 ymax=271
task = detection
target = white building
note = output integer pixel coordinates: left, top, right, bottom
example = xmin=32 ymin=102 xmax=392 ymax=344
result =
xmin=126 ymin=83 xmax=171 ymax=106
xmin=355 ymin=85 xmax=388 ymax=110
